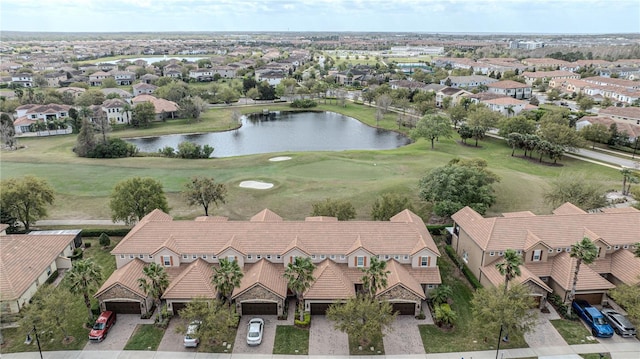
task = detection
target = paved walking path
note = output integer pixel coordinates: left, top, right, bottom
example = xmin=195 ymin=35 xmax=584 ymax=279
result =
xmin=3 ymin=340 xmax=639 ymax=359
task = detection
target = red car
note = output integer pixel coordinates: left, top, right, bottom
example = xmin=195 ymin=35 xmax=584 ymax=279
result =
xmin=89 ymin=311 xmax=116 ymax=342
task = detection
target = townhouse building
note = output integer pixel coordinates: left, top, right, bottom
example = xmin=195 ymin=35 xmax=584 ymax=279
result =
xmin=440 ymin=75 xmax=497 ymax=89
xmin=522 ymin=70 xmax=580 ymax=85
xmin=450 ymin=204 xmax=640 ymax=305
xmin=487 ymin=80 xmax=532 ymax=100
xmin=95 ymin=209 xmax=442 ymax=317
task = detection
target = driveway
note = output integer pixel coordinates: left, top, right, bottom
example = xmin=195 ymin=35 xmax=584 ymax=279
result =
xmin=309 ymin=315 xmax=349 ymax=356
xmin=157 ymin=317 xmax=192 ymax=352
xmin=232 ymin=315 xmax=277 ymax=354
xmin=383 ymin=316 xmax=426 ymax=355
xmin=83 ymin=314 xmax=152 ymax=351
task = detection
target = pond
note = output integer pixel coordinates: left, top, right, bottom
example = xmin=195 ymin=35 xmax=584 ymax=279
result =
xmin=125 ymin=111 xmax=410 ymax=158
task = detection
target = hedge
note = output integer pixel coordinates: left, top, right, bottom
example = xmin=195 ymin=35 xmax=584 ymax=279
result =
xmin=81 ymin=228 xmax=131 ymax=237
xmin=294 ymin=312 xmax=311 ymax=327
xmin=427 ymin=224 xmax=452 ymax=235
xmin=444 ymin=245 xmax=483 ymax=289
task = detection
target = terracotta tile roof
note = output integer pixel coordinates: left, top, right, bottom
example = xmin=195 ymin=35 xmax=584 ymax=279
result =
xmin=405 ymin=267 xmax=442 ymax=285
xmin=452 ymin=205 xmax=639 ymax=251
xmin=526 ymin=261 xmax=554 ymax=277
xmin=305 ymin=259 xmax=355 ymax=300
xmin=304 ymin=216 xmax=338 ymax=222
xmin=380 ymin=260 xmax=426 ymax=299
xmin=0 ymin=234 xmax=76 ymax=301
xmin=600 ymin=106 xmax=640 ymax=120
xmin=113 ymin=209 xmax=438 ymax=260
xmin=480 ymin=261 xmax=552 ymax=293
xmin=488 ymin=80 xmax=530 ymax=89
xmin=232 ymin=259 xmax=287 ymax=299
xmin=552 ymin=202 xmax=587 ymax=215
xmin=600 ymin=207 xmax=640 ymax=213
xmin=163 ymin=259 xmax=217 ymax=300
xmin=195 ymin=216 xmax=229 ymax=222
xmin=609 ymin=249 xmax=640 ymax=285
xmin=522 ymin=70 xmax=577 ymax=79
xmin=483 ymin=97 xmax=528 ymax=106
xmin=251 ymin=209 xmax=282 ymax=222
xmin=502 ymin=211 xmax=536 ymax=218
xmin=94 ymin=259 xmax=148 ymax=299
xmin=132 ymin=94 xmax=179 ymax=114
xmin=550 ymin=252 xmax=615 ymax=291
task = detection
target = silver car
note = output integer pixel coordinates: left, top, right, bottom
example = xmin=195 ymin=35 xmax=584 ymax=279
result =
xmin=601 ymin=309 xmax=636 ymax=337
xmin=183 ymin=321 xmax=201 ymax=347
xmin=246 ymin=318 xmax=264 ymax=346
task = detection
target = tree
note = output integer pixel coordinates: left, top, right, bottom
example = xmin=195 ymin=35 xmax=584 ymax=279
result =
xmin=93 ymin=110 xmax=111 ymax=144
xmin=577 ymin=97 xmax=594 ymax=112
xmin=496 ymin=249 xmax=523 ymax=293
xmin=176 ymin=298 xmax=239 ymax=347
xmin=376 ymin=94 xmax=392 ymax=114
xmin=311 ymin=198 xmax=356 ymax=220
xmin=138 ymin=262 xmax=170 ymax=320
xmin=183 ymin=176 xmax=227 ymax=216
xmin=580 ymin=124 xmax=611 ymax=149
xmin=419 ymin=160 xmax=499 ymax=218
xmin=620 ymin=168 xmax=638 ymax=196
xmin=326 ymin=295 xmax=397 ymax=348
xmin=370 ymin=193 xmax=415 ymax=221
xmin=361 ymin=256 xmax=390 ymax=299
xmin=609 ymin=285 xmax=640 ymax=322
xmin=0 ymin=176 xmax=55 ymax=231
xmin=566 ymin=237 xmax=598 ymax=314
xmin=218 ymin=87 xmax=239 ymax=104
xmin=101 ymin=77 xmax=117 ymax=88
xmin=538 ymin=121 xmax=584 ymax=152
xmin=212 ymin=258 xmax=243 ymax=308
xmin=67 ymin=259 xmax=103 ymax=323
xmin=447 ymin=103 xmax=467 ymax=129
xmin=283 ymin=256 xmax=316 ymax=320
xmin=430 ymin=284 xmax=452 ymax=306
xmin=471 ymin=284 xmax=537 ymax=346
xmin=543 ymin=172 xmax=607 ymax=211
xmin=498 ymin=116 xmax=536 ymax=137
xmin=434 ymin=303 xmax=457 ymax=328
xmin=0 ymin=113 xmax=16 ymax=149
xmin=109 ymin=177 xmax=169 ymax=225
xmin=132 ymin=102 xmax=155 ymax=127
xmin=19 ymin=285 xmax=80 ymax=344
xmin=466 ymin=106 xmax=501 ymax=146
xmin=457 ymin=123 xmax=473 ymax=144
xmin=410 ymin=114 xmax=453 ymax=149
xmin=75 ymin=89 xmax=105 ymax=107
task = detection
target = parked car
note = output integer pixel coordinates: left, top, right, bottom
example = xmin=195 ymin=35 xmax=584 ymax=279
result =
xmin=572 ymin=300 xmax=614 ymax=338
xmin=183 ymin=321 xmax=201 ymax=347
xmin=89 ymin=311 xmax=116 ymax=342
xmin=246 ymin=318 xmax=264 ymax=346
xmin=601 ymin=309 xmax=637 ymax=337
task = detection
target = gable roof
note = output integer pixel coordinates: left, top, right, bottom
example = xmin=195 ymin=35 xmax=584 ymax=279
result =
xmin=550 ymin=251 xmax=615 ymax=291
xmin=488 ymin=80 xmax=530 ymax=89
xmin=112 ymin=209 xmax=439 ymax=260
xmin=305 ymin=259 xmax=355 ymax=300
xmin=0 ymin=234 xmax=77 ymax=301
xmin=379 ymin=259 xmax=426 ymax=299
xmin=232 ymin=259 xmax=287 ymax=299
xmin=94 ymin=259 xmax=148 ymax=299
xmin=480 ymin=260 xmax=552 ymax=293
xmin=163 ymin=259 xmax=216 ymax=300
xmin=609 ymin=249 xmax=640 ymax=285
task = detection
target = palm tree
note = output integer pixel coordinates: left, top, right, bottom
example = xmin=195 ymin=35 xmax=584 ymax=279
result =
xmin=567 ymin=237 xmax=598 ymax=315
xmin=496 ymin=249 xmax=523 ymax=294
xmin=283 ymin=257 xmax=315 ymax=321
xmin=621 ymin=168 xmax=632 ymax=195
xmin=67 ymin=259 xmax=103 ymax=323
xmin=211 ymin=258 xmax=243 ymax=309
xmin=138 ymin=262 xmax=170 ymax=320
xmin=361 ymin=257 xmax=390 ymax=299
xmin=122 ymin=103 xmax=132 ymax=125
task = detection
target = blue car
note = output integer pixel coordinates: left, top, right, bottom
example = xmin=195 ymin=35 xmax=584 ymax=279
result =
xmin=572 ymin=300 xmax=614 ymax=338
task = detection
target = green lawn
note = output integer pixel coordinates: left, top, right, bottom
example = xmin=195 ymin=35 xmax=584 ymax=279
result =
xmin=123 ymin=324 xmax=165 ymax=350
xmin=348 ymin=332 xmax=385 ymax=355
xmin=1 ymin=102 xmax=621 ymax=222
xmin=419 ymin=237 xmax=528 ymax=353
xmin=550 ymin=319 xmax=599 ymax=345
xmin=273 ymin=325 xmax=309 ymax=355
xmin=581 ymin=353 xmax=610 ymax=359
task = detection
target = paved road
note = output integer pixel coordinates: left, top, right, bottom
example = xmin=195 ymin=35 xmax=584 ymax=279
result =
xmin=572 ymin=148 xmax=640 ymax=169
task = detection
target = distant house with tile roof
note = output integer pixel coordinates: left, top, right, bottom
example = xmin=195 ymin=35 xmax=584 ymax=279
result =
xmin=96 ymin=209 xmax=441 ymax=317
xmin=487 ymin=80 xmax=532 ymax=99
xmin=481 ymin=96 xmax=537 ymax=117
xmin=132 ymin=94 xmax=179 ymax=121
xmin=1 ymin=229 xmax=81 ymax=314
xmin=450 ymin=204 xmax=640 ymax=306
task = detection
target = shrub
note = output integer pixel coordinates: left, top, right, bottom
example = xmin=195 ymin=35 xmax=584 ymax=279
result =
xmin=159 ymin=146 xmax=175 ymax=157
xmin=88 ymin=138 xmax=138 ymax=158
xmin=81 ymin=228 xmax=131 ymax=237
xmin=427 ymin=224 xmax=451 ymax=235
xmin=45 ymin=269 xmax=59 ymax=284
xmin=84 ymin=241 xmax=92 ymax=248
xmin=176 ymin=141 xmax=214 ymax=159
xmin=70 ymin=248 xmax=83 ymax=261
xmin=98 ymin=233 xmax=111 ymax=247
xmin=294 ymin=312 xmax=311 ymax=327
xmin=290 ymin=99 xmax=317 ymax=108
xmin=416 ymin=310 xmax=426 ymax=320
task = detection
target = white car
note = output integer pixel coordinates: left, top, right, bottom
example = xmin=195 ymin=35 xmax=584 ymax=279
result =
xmin=183 ymin=321 xmax=201 ymax=347
xmin=246 ymin=318 xmax=264 ymax=346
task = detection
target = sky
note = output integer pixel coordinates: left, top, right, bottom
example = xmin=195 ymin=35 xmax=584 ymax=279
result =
xmin=1 ymin=0 xmax=639 ymax=34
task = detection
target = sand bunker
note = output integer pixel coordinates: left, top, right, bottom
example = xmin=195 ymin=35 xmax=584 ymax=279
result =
xmin=269 ymin=156 xmax=292 ymax=162
xmin=239 ymin=180 xmax=274 ymax=189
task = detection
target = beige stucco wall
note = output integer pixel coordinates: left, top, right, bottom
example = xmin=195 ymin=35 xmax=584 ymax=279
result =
xmin=453 ymin=228 xmax=484 ymax=279
xmin=348 ymin=248 xmax=371 ymax=268
xmin=411 ymin=249 xmax=438 ymax=268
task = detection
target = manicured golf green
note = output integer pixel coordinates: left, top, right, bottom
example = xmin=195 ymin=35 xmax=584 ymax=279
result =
xmin=0 ymin=103 xmax=621 ymax=221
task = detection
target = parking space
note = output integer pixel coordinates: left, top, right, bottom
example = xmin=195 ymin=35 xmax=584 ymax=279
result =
xmin=383 ymin=316 xmax=426 ymax=355
xmin=309 ymin=315 xmax=349 ymax=356
xmin=232 ymin=315 xmax=277 ymax=354
xmin=83 ymin=314 xmax=152 ymax=351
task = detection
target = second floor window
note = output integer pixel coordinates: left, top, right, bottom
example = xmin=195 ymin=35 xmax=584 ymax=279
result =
xmin=532 ymin=249 xmax=542 ymax=262
xmin=420 ymin=256 xmax=430 ymax=267
xmin=356 ymin=256 xmax=365 ymax=267
xmin=163 ymin=256 xmax=172 ymax=266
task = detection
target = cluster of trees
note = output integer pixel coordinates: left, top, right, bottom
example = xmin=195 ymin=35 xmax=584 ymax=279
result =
xmin=0 ymin=176 xmax=55 ymax=231
xmin=506 ymin=133 xmax=565 ymax=164
xmin=75 ymin=118 xmax=138 ymax=158
xmin=159 ymin=142 xmax=214 ymax=159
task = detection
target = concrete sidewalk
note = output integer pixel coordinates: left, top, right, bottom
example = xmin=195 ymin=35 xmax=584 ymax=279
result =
xmin=2 ymin=341 xmax=638 ymax=359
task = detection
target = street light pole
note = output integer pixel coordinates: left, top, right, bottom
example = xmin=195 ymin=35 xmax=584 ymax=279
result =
xmin=495 ymin=325 xmax=503 ymax=359
xmin=25 ymin=325 xmax=43 ymax=359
